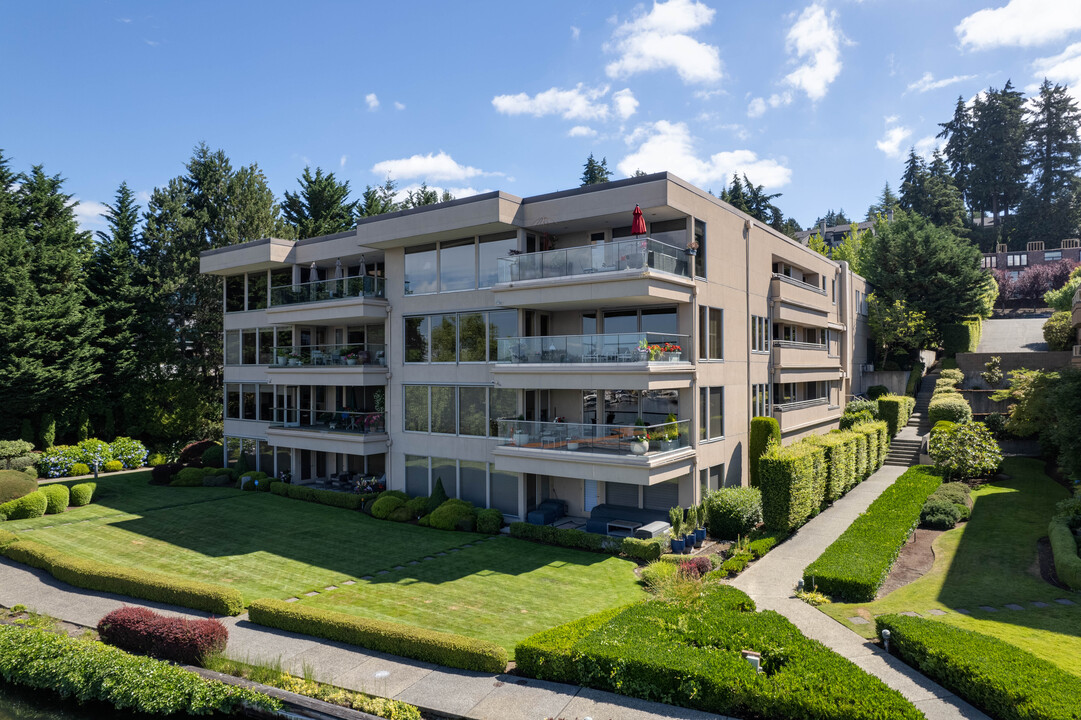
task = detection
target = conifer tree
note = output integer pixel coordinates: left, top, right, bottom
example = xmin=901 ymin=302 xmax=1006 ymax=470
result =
xmin=899 ymin=148 xmax=927 ymax=214
xmin=282 ymin=166 xmax=357 ymax=239
xmin=580 ymin=153 xmax=612 ymax=185
xmin=721 ymin=173 xmax=750 ymax=214
xmin=937 ymin=96 xmax=974 ymax=217
xmin=1016 ymin=79 xmax=1081 ymax=242
xmin=358 ymin=178 xmax=400 ymax=217
xmin=866 ymin=182 xmax=899 ymax=219
xmin=968 ymin=81 xmax=1027 ymax=228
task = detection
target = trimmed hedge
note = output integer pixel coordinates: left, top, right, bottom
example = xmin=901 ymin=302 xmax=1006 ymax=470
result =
xmin=476 ymin=508 xmax=502 ymax=534
xmin=877 ymin=395 xmax=914 ymax=437
xmin=620 ymin=536 xmax=664 ymax=562
xmin=866 ymin=384 xmax=889 ymax=400
xmin=0 ymin=625 xmax=277 ymax=716
xmin=852 ymin=430 xmax=869 ymax=479
xmin=98 ymin=606 xmax=228 ymax=666
xmin=703 ymin=487 xmax=762 ymax=539
xmin=1 ymin=539 xmax=243 ymax=615
xmin=509 ymin=522 xmax=622 ymax=553
xmin=876 ymin=614 xmax=1081 ymax=720
xmin=516 ymin=585 xmax=920 ymax=720
xmin=0 ymin=490 xmax=48 ymax=520
xmin=806 ymin=432 xmax=855 ymax=502
xmin=267 ymin=481 xmax=368 ymax=511
xmin=939 ymin=368 xmax=964 ymax=384
xmin=928 ymin=393 xmax=972 ymax=425
xmin=803 ymin=466 xmax=942 ymax=601
xmin=248 ymin=598 xmax=507 ymax=672
xmin=41 ymin=484 xmax=69 ymax=514
xmin=748 ymin=416 xmax=780 ymax=487
xmin=371 ymin=494 xmax=405 ymax=519
xmin=852 ymin=423 xmax=882 ymax=476
xmin=905 ymin=361 xmax=925 ymax=397
xmin=429 ymin=498 xmax=476 ymax=531
xmin=1048 ymin=517 xmax=1081 ymax=590
xmin=942 ymin=317 xmax=982 ymax=357
xmin=759 ymin=442 xmax=825 ymax=533
xmin=69 ymin=482 xmax=96 ymax=507
xmin=0 ymin=470 xmax=36 ymax=504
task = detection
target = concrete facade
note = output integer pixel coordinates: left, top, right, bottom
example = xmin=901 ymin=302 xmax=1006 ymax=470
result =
xmin=200 ymin=172 xmax=872 ymax=522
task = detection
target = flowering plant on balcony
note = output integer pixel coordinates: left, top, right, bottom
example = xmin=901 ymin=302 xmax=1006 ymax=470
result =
xmin=646 ymin=342 xmax=682 ymax=360
xmin=363 ymin=413 xmax=384 ymax=432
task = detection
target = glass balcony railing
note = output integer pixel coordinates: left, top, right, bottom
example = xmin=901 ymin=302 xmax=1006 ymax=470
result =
xmin=270 ymin=276 xmax=386 ymax=307
xmin=269 ymin=343 xmax=386 ymax=367
xmin=495 ymin=333 xmax=688 ymax=364
xmin=270 ymin=409 xmax=386 ymax=435
xmin=496 ymin=237 xmax=690 ymax=284
xmin=496 ymin=419 xmax=690 ymax=457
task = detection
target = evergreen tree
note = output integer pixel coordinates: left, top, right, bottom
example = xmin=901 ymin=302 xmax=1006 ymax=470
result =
xmin=812 ymin=209 xmax=851 ymax=228
xmin=968 ymin=81 xmax=1028 ymax=229
xmin=937 ymin=96 xmax=974 ymax=218
xmin=282 ymin=166 xmax=357 ymax=239
xmin=720 ymin=173 xmax=750 ymax=214
xmin=742 ymin=174 xmax=784 ymax=227
xmin=1017 ymin=79 xmax=1081 ymax=242
xmin=866 ymin=182 xmax=899 ymax=219
xmin=831 ymin=225 xmax=868 ymax=275
xmin=400 ymin=182 xmax=449 ymax=209
xmin=358 ymin=178 xmax=400 ymax=217
xmin=899 ymin=148 xmax=927 ymax=214
xmin=580 ymin=153 xmax=612 ymax=186
xmin=924 ymin=151 xmax=968 ymax=232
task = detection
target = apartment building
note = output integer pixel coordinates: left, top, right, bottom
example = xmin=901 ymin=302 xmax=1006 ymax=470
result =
xmin=980 ymin=239 xmax=1081 ymax=274
xmin=199 ymin=172 xmax=871 ymax=522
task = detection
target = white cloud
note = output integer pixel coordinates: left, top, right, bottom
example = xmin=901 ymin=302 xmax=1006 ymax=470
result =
xmin=71 ymin=199 xmax=109 ymax=230
xmin=371 ymin=151 xmax=499 ymax=182
xmin=394 ymin=101 xmax=406 ymax=111
xmin=747 ymin=92 xmax=793 ymax=117
xmin=1031 ymin=42 xmax=1081 ymax=100
xmin=340 ymin=155 xmax=348 ymax=169
xmin=956 ymin=0 xmax=1081 ymax=50
xmin=783 ymin=4 xmax=845 ymax=101
xmin=875 ymin=118 xmax=912 ymax=158
xmin=914 ymin=135 xmax=943 ymax=158
xmin=612 ymin=88 xmax=638 ymax=119
xmin=492 ymin=83 xmax=611 ymax=121
xmin=568 ymin=125 xmax=598 ymax=137
xmin=365 ymin=93 xmax=380 ymax=111
xmin=144 ymin=39 xmax=159 ymax=47
xmin=617 ymin=120 xmax=791 ymax=187
xmin=570 ymin=25 xmax=580 ymax=40
xmin=116 ymin=17 xmax=131 ymax=23
xmin=907 ymin=71 xmax=977 ymax=93
xmin=604 ymin=0 xmax=722 ymax=84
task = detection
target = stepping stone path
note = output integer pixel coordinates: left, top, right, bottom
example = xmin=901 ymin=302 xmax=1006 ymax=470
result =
xmin=284 ymin=597 xmax=299 ymax=603
xmin=1004 ymin=603 xmax=1024 ymax=611
xmin=408 ymin=561 xmax=419 ymax=565
xmin=393 ymin=565 xmax=405 ymax=570
xmin=955 ymin=609 xmax=971 ymax=614
xmin=1031 ymin=601 xmax=1048 ymax=608
xmin=927 ymin=609 xmax=947 ymax=616
xmin=899 ymin=611 xmax=920 ymax=617
xmin=360 ymin=576 xmax=373 ymax=581
xmin=847 ymin=616 xmax=870 ymax=625
xmin=424 ymin=556 xmax=435 ymax=561
xmin=448 ymin=548 xmax=459 ymax=553
xmin=1056 ymin=598 xmax=1076 ymax=605
xmin=343 ymin=580 xmax=356 ymax=586
xmin=436 ymin=552 xmax=447 ymax=556
xmin=324 ymin=586 xmax=338 ymax=591
xmin=376 ymin=570 xmax=389 ymax=576
xmin=978 ymin=606 xmax=998 ymax=612
xmin=304 ymin=591 xmax=319 ymax=597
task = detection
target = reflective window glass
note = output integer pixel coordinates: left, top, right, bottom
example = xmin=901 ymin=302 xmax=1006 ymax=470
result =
xmin=404 ymin=244 xmax=437 ymax=295
xmin=440 ymin=238 xmax=476 ymax=291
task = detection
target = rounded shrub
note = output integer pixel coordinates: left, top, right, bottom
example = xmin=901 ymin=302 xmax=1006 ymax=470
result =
xmin=476 ymin=508 xmax=503 ymax=534
xmin=640 ymin=560 xmax=679 ymax=590
xmin=171 ymin=467 xmax=207 ymax=487
xmin=150 ymin=463 xmax=183 ymax=486
xmin=68 ymin=463 xmax=91 ymax=477
xmin=920 ymin=496 xmax=961 ymax=529
xmin=749 ymin=416 xmax=781 ymax=487
xmin=867 ymin=385 xmax=889 ymax=400
xmin=429 ymin=499 xmax=476 ymax=531
xmin=704 ymin=487 xmax=762 ymax=540
xmin=387 ymin=506 xmax=412 ymax=523
xmin=0 ymin=490 xmax=48 ymax=520
xmin=108 ymin=437 xmax=147 ymax=468
xmin=0 ymin=470 xmax=37 ymax=504
xmin=147 ymin=453 xmax=167 ymax=467
xmin=983 ymin=412 xmax=1006 ymax=438
xmin=405 ymin=496 xmax=429 ymax=519
xmin=840 ymin=409 xmax=874 ymax=430
xmin=939 ymin=368 xmax=964 ymax=384
xmin=1043 ymin=310 xmax=1072 ymax=351
xmin=23 ymin=466 xmax=37 ymax=480
xmin=42 ymin=484 xmax=69 ymax=514
xmin=929 ymin=421 xmax=1002 ymax=480
xmin=380 ymin=490 xmax=408 ymax=501
xmin=954 ymin=502 xmax=971 ymax=521
xmin=75 ymin=439 xmax=112 ymax=469
xmin=69 ymin=482 xmax=96 ymax=507
xmin=103 ymin=460 xmax=123 ymax=473
xmin=371 ymin=494 xmax=405 ymax=520
xmin=200 ymin=444 xmax=224 ymax=468
xmin=928 ymin=394 xmax=972 ymax=425
xmin=845 ymin=398 xmax=879 ymax=417
xmin=932 ymin=481 xmax=971 ymax=507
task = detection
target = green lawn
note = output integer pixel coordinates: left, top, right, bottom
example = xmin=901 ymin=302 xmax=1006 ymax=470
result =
xmin=821 ymin=457 xmax=1081 ymax=675
xmin=5 ymin=474 xmax=645 ymax=653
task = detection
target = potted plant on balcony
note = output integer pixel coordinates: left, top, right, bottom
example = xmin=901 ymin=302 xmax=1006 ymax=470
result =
xmin=685 ymin=239 xmax=699 ymax=256
xmin=668 ymin=507 xmax=685 ymax=554
xmin=622 ymin=240 xmax=647 ymax=269
xmin=637 ymin=338 xmax=649 ymax=361
xmin=275 ymin=348 xmax=289 ymax=366
xmin=629 ymin=418 xmax=649 ymax=455
xmin=288 ymin=351 xmax=302 ymax=366
xmin=512 ymin=415 xmax=530 ymax=447
xmin=694 ymin=502 xmax=707 ymax=547
xmin=344 ymin=349 xmax=358 ymax=366
xmin=660 ymin=413 xmax=679 ymax=451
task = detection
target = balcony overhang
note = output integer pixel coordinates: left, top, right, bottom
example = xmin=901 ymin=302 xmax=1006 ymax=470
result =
xmin=492 ymin=362 xmax=693 ymax=390
xmin=265 ymin=428 xmax=389 ymax=454
xmin=773 ymin=367 xmax=844 ymax=383
xmin=265 ymin=366 xmax=390 ymax=386
xmin=493 ymin=269 xmax=694 ymax=310
xmin=492 ymin=446 xmax=694 ymax=486
xmin=200 ymin=238 xmax=297 ymax=275
xmin=265 ymin=297 xmax=389 ymax=326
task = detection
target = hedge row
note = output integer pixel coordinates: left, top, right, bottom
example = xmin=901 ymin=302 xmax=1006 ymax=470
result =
xmin=0 ymin=540 xmax=244 ymax=615
xmin=0 ymin=490 xmax=47 ymax=520
xmin=268 ymin=481 xmax=371 ymax=511
xmin=0 ymin=625 xmax=277 ymax=716
xmin=97 ymin=606 xmax=228 ymax=666
xmin=803 ymin=466 xmax=942 ymax=601
xmin=508 ymin=522 xmax=664 ymax=562
xmin=248 ymin=598 xmax=507 ymax=673
xmin=876 ymin=614 xmax=1081 ymax=720
xmin=516 ymin=585 xmax=920 ymax=720
xmin=942 ymin=317 xmax=982 ymax=357
xmin=1048 ymin=517 xmax=1081 ymax=590
xmin=905 ymin=361 xmax=925 ymax=397
xmin=877 ymin=395 xmax=915 ymax=437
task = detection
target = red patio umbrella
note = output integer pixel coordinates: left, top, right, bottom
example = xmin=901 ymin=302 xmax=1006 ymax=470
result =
xmin=631 ymin=204 xmax=647 ymax=237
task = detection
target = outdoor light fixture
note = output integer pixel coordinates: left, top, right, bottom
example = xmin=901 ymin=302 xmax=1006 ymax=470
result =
xmin=796 ymin=579 xmax=804 ymax=592
xmin=881 ymin=629 xmax=891 ymax=653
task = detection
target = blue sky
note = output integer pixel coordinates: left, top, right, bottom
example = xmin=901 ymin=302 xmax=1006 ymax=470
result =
xmin=2 ymin=0 xmax=1081 ymax=233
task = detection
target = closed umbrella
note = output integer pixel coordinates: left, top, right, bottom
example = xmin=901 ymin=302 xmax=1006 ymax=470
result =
xmin=358 ymin=256 xmax=368 ymax=296
xmin=334 ymin=258 xmax=344 ymax=279
xmin=631 ymin=204 xmax=647 ymax=237
xmin=309 ymin=262 xmax=319 ymax=282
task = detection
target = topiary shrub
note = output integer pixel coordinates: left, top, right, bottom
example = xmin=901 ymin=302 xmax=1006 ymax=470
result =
xmin=1043 ymin=310 xmax=1073 ymax=351
xmin=22 ymin=466 xmax=37 ymax=480
xmin=806 ymin=431 xmax=856 ymax=501
xmin=748 ymin=416 xmax=780 ymax=487
xmin=171 ymin=467 xmax=207 ymax=487
xmin=928 ymin=394 xmax=972 ymax=425
xmin=103 ymin=460 xmax=123 ymax=473
xmin=867 ymin=385 xmax=889 ymax=400
xmin=200 ymin=444 xmax=224 ymax=468
xmin=476 ymin=508 xmax=503 ymax=534
xmin=939 ymin=368 xmax=964 ymax=384
xmin=703 ymin=487 xmax=762 ymax=539
xmin=920 ymin=496 xmax=961 ymax=529
xmin=0 ymin=490 xmax=48 ymax=520
xmin=929 ymin=421 xmax=1002 ymax=480
xmin=405 ymin=496 xmax=429 ymax=519
xmin=428 ymin=478 xmax=449 ymax=514
xmin=0 ymin=440 xmax=34 ymax=470
xmin=0 ymin=470 xmax=37 ymax=504
xmin=621 ymin=536 xmax=664 ymax=562
xmin=371 ymin=494 xmax=405 ymax=520
xmin=387 ymin=506 xmax=412 ymax=523
xmin=150 ymin=463 xmax=183 ymax=486
xmin=97 ymin=606 xmax=228 ymax=666
xmin=877 ymin=395 xmax=914 ymax=437
xmin=69 ymin=463 xmax=90 ymax=477
xmin=69 ymin=482 xmax=96 ymax=507
xmin=429 ymin=498 xmax=476 ymax=531
xmin=147 ymin=453 xmax=167 ymax=467
xmin=42 ymin=484 xmax=69 ymax=514
xmin=759 ymin=441 xmax=825 ymax=533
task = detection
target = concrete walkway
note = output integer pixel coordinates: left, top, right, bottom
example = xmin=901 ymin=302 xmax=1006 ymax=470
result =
xmin=0 ymin=557 xmax=728 ymax=720
xmin=730 ymin=390 xmax=989 ymax=720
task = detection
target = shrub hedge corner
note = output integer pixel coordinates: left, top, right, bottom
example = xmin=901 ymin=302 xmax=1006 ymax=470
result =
xmin=748 ymin=416 xmax=781 ymax=487
xmin=759 ymin=442 xmax=825 ymax=532
xmin=1049 ymin=518 xmax=1081 ymax=590
xmin=0 ymin=490 xmax=48 ymax=520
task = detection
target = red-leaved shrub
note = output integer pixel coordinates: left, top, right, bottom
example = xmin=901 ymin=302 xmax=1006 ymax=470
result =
xmin=678 ymin=556 xmax=713 ymax=579
xmin=97 ymin=606 xmax=227 ymax=666
xmin=177 ymin=440 xmax=217 ymax=466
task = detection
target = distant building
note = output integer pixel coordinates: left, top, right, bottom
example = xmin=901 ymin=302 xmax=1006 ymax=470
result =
xmin=981 ymin=240 xmax=1081 ymax=277
xmin=1072 ymin=284 xmax=1081 ymax=367
xmin=794 ymin=218 xmax=880 ymax=248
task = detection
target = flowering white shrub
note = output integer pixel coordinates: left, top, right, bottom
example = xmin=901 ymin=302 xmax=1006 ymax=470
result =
xmin=37 ymin=445 xmax=82 ymax=478
xmin=929 ymin=421 xmax=1002 ymax=480
xmin=76 ymin=439 xmax=112 ymax=470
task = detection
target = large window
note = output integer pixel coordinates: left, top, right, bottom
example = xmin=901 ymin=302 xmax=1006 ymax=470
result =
xmin=404 ymin=386 xmax=514 ymax=437
xmin=404 ymin=316 xmax=429 ymax=362
xmin=404 ymin=385 xmax=429 ymax=432
xmin=751 ymin=383 xmax=770 ymax=418
xmin=700 ymin=386 xmax=723 ymax=440
xmin=458 ymin=387 xmax=487 ymax=436
xmin=430 ymin=386 xmax=457 ymax=434
xmin=225 ymin=271 xmax=270 ymax=312
xmin=479 ymin=232 xmax=517 ymax=287
xmin=431 ymin=315 xmax=458 ymax=362
xmin=404 ymin=244 xmax=438 ymax=295
xmin=404 ymin=310 xmax=517 ymax=364
xmin=694 ymin=219 xmax=706 ymax=278
xmin=699 ymin=307 xmax=723 ymax=360
xmin=405 ymin=455 xmax=429 ymax=496
xmin=405 ymin=234 xmax=519 ymax=294
xmin=226 ymin=275 xmax=246 ymax=312
xmin=440 ymin=238 xmax=476 ymax=292
xmin=751 ymin=316 xmax=770 ymax=353
xmin=225 ymin=326 xmax=283 ymax=365
xmin=700 ymin=463 xmax=724 ymax=495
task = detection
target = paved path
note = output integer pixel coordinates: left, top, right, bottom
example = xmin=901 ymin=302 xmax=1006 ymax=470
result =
xmin=0 ymin=557 xmax=728 ymax=720
xmin=976 ymin=318 xmax=1048 ymax=353
xmin=730 ymin=383 xmax=989 ymax=720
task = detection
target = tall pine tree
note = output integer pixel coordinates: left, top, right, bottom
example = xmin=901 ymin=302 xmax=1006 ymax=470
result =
xmin=282 ymin=166 xmax=357 ymax=239
xmin=866 ymin=182 xmax=899 ymax=219
xmin=968 ymin=81 xmax=1027 ymax=229
xmin=580 ymin=153 xmax=612 ymax=185
xmin=1016 ymin=79 xmax=1081 ymax=242
xmin=937 ymin=96 xmax=974 ymax=219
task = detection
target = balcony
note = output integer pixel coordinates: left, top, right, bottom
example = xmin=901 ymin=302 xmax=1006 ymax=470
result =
xmin=773 ymin=397 xmax=842 ymax=433
xmin=1073 ymin=344 xmax=1081 ymax=367
xmin=266 ymin=277 xmax=388 ymax=325
xmin=491 ymin=333 xmax=692 ymax=390
xmin=770 ymin=274 xmax=830 ymax=328
xmin=266 ymin=410 xmax=388 ymax=454
xmin=491 ymin=418 xmax=695 ymax=485
xmin=492 ymin=238 xmax=695 ymax=310
xmin=266 ymin=343 xmax=388 ymax=386
xmin=771 ymin=340 xmax=840 ymax=381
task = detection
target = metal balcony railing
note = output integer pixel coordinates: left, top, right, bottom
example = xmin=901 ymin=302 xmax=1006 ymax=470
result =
xmin=772 ymin=340 xmax=827 ymax=350
xmin=269 ymin=276 xmax=386 ymax=307
xmin=496 ymin=237 xmax=690 ymax=284
xmin=496 ymin=333 xmax=688 ymax=364
xmin=270 ymin=343 xmax=386 ymax=367
xmin=496 ymin=419 xmax=690 ymax=457
xmin=270 ymin=409 xmax=386 ymax=435
xmin=773 ymin=397 xmax=829 ymax=411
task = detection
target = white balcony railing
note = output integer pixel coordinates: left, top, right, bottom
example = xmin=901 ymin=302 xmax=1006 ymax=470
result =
xmin=772 ymin=273 xmax=827 ymax=295
xmin=773 ymin=397 xmax=829 ymax=411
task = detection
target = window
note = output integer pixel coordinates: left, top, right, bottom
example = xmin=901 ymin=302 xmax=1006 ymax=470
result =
xmin=488 ymin=310 xmax=517 ymax=362
xmin=259 ymin=385 xmax=273 ymax=420
xmin=404 ymin=244 xmax=438 ymax=295
xmin=831 ymin=278 xmax=836 ymax=304
xmin=699 ymin=307 xmax=723 ymax=360
xmin=404 ymin=386 xmax=515 ymax=437
xmin=649 ymin=218 xmax=686 ymax=248
xmin=404 ymin=316 xmax=429 ymax=362
xmin=751 ymin=384 xmax=770 ymax=418
xmin=489 ymin=465 xmax=519 ymax=516
xmin=242 ymin=329 xmax=257 ymax=365
xmin=247 ymin=271 xmax=267 ymax=310
xmin=431 ymin=314 xmax=458 ymax=362
xmin=694 ymin=219 xmax=706 ymax=278
xmin=699 ymin=463 xmax=724 ymax=495
xmin=479 ymin=232 xmax=517 ymax=288
xmin=459 ymin=387 xmax=487 ymax=436
xmin=1007 ymin=253 xmax=1028 ymax=267
xmin=404 ymin=310 xmax=518 ymax=364
xmin=405 ymin=455 xmax=429 ymax=496
xmin=431 ymin=457 xmax=457 ymax=497
xmin=1045 ymin=250 xmax=1062 ymax=261
xmin=774 ymin=382 xmax=797 ymax=404
xmin=458 ymin=313 xmax=486 ymax=362
xmin=439 ymin=238 xmax=476 ymax=292
xmin=700 ymin=387 xmax=723 ymax=440
xmin=430 ymin=386 xmax=457 ymax=434
xmin=404 ymin=386 xmax=429 ymax=432
xmin=982 ymin=255 xmax=997 ymax=269
xmin=751 ymin=316 xmax=770 ymax=353
xmin=225 ymin=330 xmax=240 ymax=365
xmin=242 ymin=384 xmax=257 ymax=420
xmin=225 ymin=275 xmax=245 ymax=312
xmin=226 ymin=384 xmax=240 ymax=419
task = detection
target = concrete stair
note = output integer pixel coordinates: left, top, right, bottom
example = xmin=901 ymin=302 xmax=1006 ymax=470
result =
xmin=884 ymin=438 xmax=923 ymax=466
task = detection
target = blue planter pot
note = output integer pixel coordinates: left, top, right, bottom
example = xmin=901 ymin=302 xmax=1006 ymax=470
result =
xmin=694 ymin=528 xmax=706 ymax=547
xmin=683 ymin=534 xmax=695 ymax=553
xmin=670 ymin=537 xmax=685 ymax=554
